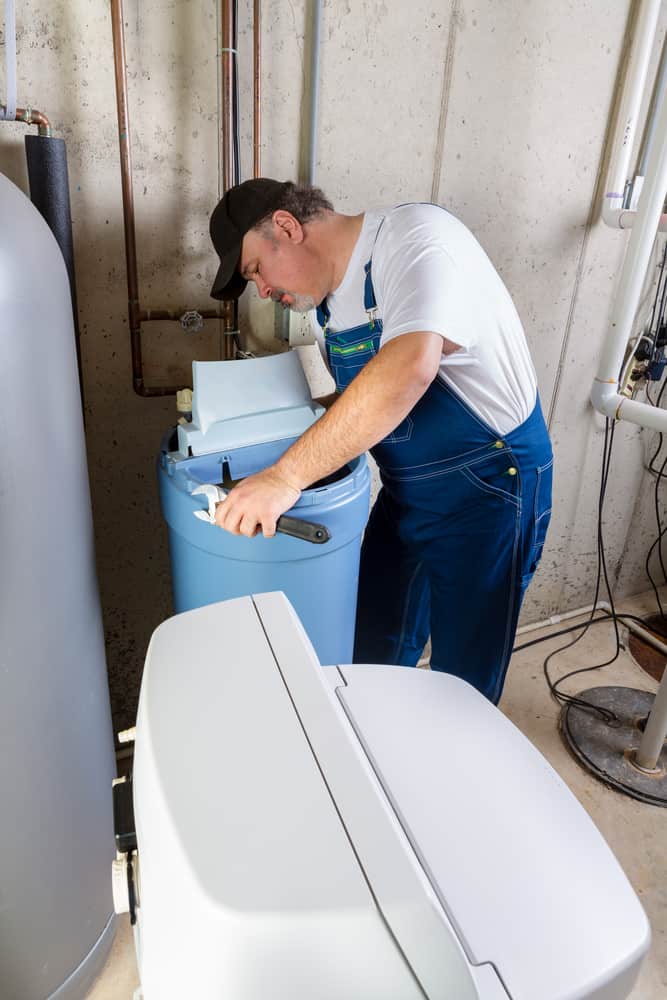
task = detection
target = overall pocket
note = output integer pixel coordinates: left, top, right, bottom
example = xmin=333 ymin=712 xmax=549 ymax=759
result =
xmin=528 ymin=457 xmax=553 ymax=575
xmin=460 ymin=450 xmax=521 ymax=507
xmin=327 ymin=331 xmax=378 ymax=391
xmin=381 ymin=414 xmax=414 ymax=445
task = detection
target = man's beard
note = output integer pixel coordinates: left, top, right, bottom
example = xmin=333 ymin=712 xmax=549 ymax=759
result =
xmin=271 ymin=290 xmax=317 ymax=313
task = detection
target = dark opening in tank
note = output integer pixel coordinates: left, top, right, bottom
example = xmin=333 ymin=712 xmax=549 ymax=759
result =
xmin=219 ymin=463 xmax=352 ymax=492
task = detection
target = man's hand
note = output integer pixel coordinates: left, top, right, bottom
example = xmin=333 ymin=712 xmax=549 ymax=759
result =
xmin=214 ymin=467 xmax=301 ymax=538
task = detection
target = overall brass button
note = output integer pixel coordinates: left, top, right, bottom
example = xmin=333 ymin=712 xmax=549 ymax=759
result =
xmin=507 ymin=467 xmax=517 ymax=476
xmin=494 ymin=440 xmax=504 ymax=449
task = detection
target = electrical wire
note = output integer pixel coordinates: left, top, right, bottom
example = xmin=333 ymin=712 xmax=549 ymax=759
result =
xmin=644 ymin=370 xmax=667 ymax=603
xmin=647 ymin=241 xmax=667 ymax=345
xmin=520 ymin=238 xmax=667 ymax=721
xmin=654 ymin=450 xmax=667 ymax=593
xmin=645 ymin=379 xmax=667 ymax=477
xmin=513 ymin=609 xmax=649 ymax=654
xmin=521 ymin=420 xmax=622 ymax=724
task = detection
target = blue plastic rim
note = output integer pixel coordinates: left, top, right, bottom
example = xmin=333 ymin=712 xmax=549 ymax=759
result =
xmin=158 ymin=433 xmax=371 ymax=665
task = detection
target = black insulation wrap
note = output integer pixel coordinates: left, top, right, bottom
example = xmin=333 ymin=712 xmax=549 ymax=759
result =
xmin=24 ymin=134 xmax=84 ymax=404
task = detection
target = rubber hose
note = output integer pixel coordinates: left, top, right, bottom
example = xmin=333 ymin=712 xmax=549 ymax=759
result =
xmin=24 ymin=134 xmax=84 ymax=407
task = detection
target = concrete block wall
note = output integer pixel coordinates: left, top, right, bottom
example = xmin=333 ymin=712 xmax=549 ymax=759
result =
xmin=2 ymin=0 xmax=666 ymax=731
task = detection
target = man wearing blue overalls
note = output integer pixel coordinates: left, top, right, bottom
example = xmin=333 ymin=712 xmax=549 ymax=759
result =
xmin=209 ymin=179 xmax=553 ymax=704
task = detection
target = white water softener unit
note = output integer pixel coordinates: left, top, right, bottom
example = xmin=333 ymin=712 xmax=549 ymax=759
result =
xmin=116 ymin=592 xmax=649 ymax=1000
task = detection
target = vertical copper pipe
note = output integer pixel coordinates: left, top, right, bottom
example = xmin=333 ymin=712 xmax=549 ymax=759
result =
xmin=220 ymin=0 xmax=235 ymax=194
xmin=110 ymin=0 xmax=144 ymax=391
xmin=220 ymin=0 xmax=237 ymax=359
xmin=253 ymin=0 xmax=261 ymax=177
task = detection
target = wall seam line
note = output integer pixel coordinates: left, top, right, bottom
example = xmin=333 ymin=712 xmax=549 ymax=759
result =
xmin=430 ymin=0 xmax=460 ymax=204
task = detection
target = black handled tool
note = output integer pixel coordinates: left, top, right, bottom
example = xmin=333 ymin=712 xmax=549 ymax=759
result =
xmin=275 ymin=514 xmax=330 ymax=544
xmin=192 ymin=483 xmax=331 ymax=544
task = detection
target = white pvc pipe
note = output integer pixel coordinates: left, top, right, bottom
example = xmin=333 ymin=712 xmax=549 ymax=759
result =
xmin=602 ymin=0 xmax=662 ymax=227
xmin=592 ymin=60 xmax=667 ymax=432
xmin=517 ymin=600 xmax=667 ymax=656
xmin=620 ymin=618 xmax=667 ymax=770
xmin=593 ymin=390 xmax=667 ymax=429
xmin=305 ymin=0 xmax=322 ymax=186
xmin=0 ymin=0 xmax=17 ymax=121
xmin=605 ymin=207 xmax=667 ymax=229
xmin=638 ymin=33 xmax=667 ymax=178
xmin=515 ymin=602 xmax=610 ymax=636
xmin=635 ymin=667 xmax=667 ymax=769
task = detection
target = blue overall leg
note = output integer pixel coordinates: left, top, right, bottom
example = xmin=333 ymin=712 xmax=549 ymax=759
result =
xmin=355 ymin=400 xmax=552 ymax=704
xmin=353 ymin=488 xmax=431 ymax=666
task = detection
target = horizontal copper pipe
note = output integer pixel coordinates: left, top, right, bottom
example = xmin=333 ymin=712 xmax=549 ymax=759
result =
xmin=0 ymin=105 xmax=52 ymax=136
xmin=135 ymin=384 xmax=184 ymax=397
xmin=140 ymin=308 xmax=221 ymax=322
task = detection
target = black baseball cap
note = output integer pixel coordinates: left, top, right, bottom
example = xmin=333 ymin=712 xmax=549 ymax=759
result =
xmin=209 ymin=178 xmax=292 ymax=300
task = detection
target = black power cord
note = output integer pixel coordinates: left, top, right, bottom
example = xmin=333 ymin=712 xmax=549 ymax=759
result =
xmin=645 ymin=377 xmax=667 ymax=608
xmin=512 ymin=421 xmax=622 ymax=724
xmin=516 ymin=241 xmax=667 ymax=719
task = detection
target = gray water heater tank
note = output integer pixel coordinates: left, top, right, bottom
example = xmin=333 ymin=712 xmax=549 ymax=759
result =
xmin=0 ymin=172 xmax=116 ymax=998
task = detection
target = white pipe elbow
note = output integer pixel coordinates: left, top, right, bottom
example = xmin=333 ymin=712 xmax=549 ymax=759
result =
xmin=591 ymin=378 xmax=667 ymax=432
xmin=602 ymin=204 xmax=635 ymax=229
xmin=602 ymin=204 xmax=667 ymax=230
xmin=590 ymin=378 xmax=622 ymax=419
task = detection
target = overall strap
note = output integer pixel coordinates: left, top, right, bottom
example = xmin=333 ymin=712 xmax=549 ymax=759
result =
xmin=316 ymin=262 xmax=376 ymax=332
xmin=316 ymin=298 xmax=330 ymax=330
xmin=317 ymin=213 xmax=388 ymax=332
xmin=363 ymin=260 xmax=379 ymax=329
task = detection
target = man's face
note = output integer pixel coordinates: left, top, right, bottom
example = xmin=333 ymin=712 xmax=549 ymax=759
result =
xmin=239 ymin=213 xmax=320 ymax=313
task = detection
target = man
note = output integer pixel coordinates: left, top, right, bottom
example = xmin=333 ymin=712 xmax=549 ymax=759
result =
xmin=208 ymin=178 xmax=552 ymax=704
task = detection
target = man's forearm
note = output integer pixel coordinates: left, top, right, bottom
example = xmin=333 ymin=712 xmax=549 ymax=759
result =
xmin=314 ymin=391 xmax=339 ymax=410
xmin=276 ymin=334 xmax=442 ymax=490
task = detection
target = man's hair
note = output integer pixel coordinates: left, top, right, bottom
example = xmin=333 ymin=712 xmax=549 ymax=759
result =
xmin=253 ymin=182 xmax=333 ymax=232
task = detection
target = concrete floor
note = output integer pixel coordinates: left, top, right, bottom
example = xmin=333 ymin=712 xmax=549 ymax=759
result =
xmin=87 ymin=592 xmax=666 ymax=999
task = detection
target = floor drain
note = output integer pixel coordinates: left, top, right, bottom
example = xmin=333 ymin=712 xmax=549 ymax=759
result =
xmin=561 ymin=687 xmax=667 ymax=806
xmin=627 ymin=614 xmax=667 ymax=682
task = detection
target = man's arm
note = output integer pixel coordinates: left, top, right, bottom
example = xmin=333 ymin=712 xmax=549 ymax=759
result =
xmin=214 ymin=332 xmax=453 ymax=537
xmin=314 ymin=392 xmax=339 ymax=409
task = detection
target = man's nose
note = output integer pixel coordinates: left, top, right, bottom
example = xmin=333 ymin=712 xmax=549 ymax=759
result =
xmin=255 ymin=276 xmax=272 ymax=299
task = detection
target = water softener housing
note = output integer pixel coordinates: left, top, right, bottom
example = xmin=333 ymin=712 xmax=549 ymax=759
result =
xmin=159 ymin=354 xmax=370 ymax=664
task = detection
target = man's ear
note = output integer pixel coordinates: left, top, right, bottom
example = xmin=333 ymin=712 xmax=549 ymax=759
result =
xmin=272 ymin=210 xmax=304 ymax=245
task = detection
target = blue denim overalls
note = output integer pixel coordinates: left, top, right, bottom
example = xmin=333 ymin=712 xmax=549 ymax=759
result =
xmin=317 ymin=252 xmax=553 ymax=704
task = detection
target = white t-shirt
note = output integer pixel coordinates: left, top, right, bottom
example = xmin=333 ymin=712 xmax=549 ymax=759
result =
xmin=309 ymin=204 xmax=537 ymax=436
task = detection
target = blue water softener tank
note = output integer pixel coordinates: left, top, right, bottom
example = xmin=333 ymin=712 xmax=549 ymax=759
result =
xmin=159 ymin=353 xmax=370 ymax=664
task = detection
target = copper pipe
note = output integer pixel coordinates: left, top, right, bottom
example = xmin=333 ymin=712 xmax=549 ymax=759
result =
xmin=140 ymin=309 xmax=220 ymax=322
xmin=133 ymin=384 xmax=183 ymax=397
xmin=220 ymin=0 xmax=238 ymax=360
xmin=220 ymin=1 xmax=235 ymax=194
xmin=0 ymin=106 xmax=52 ymax=136
xmin=110 ymin=0 xmax=150 ymax=394
xmin=253 ymin=0 xmax=261 ymax=177
xmin=110 ymin=0 xmax=235 ymax=391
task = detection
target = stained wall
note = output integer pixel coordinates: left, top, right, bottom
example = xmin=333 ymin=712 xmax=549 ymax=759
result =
xmin=1 ymin=1 xmax=665 ymax=731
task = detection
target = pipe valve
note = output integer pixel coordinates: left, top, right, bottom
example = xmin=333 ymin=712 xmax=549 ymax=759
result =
xmin=180 ymin=310 xmax=204 ymax=334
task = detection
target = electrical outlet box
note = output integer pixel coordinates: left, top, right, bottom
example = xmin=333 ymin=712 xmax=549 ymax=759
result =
xmin=273 ymin=302 xmax=316 ymax=346
xmin=288 ymin=312 xmax=317 ymax=347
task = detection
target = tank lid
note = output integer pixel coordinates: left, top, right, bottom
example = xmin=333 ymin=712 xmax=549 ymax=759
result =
xmin=177 ymin=353 xmax=324 ymax=456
